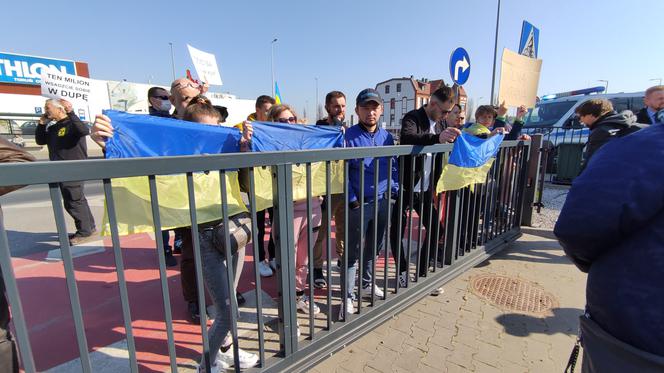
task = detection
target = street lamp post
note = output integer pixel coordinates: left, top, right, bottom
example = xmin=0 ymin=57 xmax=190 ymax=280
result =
xmin=271 ymin=38 xmax=278 ymax=97
xmin=489 ymin=0 xmax=501 ymax=105
xmin=598 ymin=80 xmax=609 ymax=94
xmin=315 ymin=77 xmax=319 ymax=120
xmin=169 ymin=42 xmax=176 ymax=81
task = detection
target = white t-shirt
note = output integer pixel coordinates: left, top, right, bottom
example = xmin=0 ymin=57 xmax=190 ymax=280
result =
xmin=413 ymin=118 xmax=436 ymax=193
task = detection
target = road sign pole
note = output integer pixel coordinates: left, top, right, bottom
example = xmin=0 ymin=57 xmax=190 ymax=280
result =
xmin=490 ymin=0 xmax=501 ymax=105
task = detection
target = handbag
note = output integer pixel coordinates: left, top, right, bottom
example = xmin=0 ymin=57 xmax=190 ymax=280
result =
xmin=207 ymin=211 xmax=252 ymax=256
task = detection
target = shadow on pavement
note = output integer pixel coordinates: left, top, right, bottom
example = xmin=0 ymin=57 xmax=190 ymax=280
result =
xmin=7 ymin=230 xmax=60 ymax=257
xmin=496 ymin=307 xmax=583 ymax=337
xmin=521 ymin=227 xmax=558 ymax=240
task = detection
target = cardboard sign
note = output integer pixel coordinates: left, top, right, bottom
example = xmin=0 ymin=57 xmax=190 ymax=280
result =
xmin=40 ymin=70 xmax=92 ymax=106
xmin=187 ymin=44 xmax=223 ymax=86
xmin=498 ymin=48 xmax=542 ymax=108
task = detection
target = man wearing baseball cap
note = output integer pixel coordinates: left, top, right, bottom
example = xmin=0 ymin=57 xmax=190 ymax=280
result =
xmin=339 ymin=89 xmax=399 ymax=319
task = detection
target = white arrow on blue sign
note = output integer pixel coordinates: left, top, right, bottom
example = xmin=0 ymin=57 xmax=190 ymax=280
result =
xmin=449 ymin=47 xmax=471 ymax=85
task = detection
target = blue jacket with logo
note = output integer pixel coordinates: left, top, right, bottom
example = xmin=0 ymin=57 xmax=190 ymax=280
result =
xmin=554 ymin=124 xmax=664 ymax=355
xmin=345 ymin=123 xmax=399 ymax=204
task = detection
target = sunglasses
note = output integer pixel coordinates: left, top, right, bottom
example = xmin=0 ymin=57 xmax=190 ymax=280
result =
xmin=276 ymin=117 xmax=297 ymax=123
xmin=172 ymin=82 xmax=200 ymax=90
xmin=151 ymin=95 xmax=169 ymax=100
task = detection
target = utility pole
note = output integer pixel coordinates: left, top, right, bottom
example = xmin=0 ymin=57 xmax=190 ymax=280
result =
xmin=315 ymin=77 xmax=319 ymax=120
xmin=169 ymin=42 xmax=176 ymax=81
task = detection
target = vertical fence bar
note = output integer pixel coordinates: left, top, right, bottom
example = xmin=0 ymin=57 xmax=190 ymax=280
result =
xmin=147 ymin=176 xmax=178 ymax=372
xmin=341 ymin=160 xmax=350 ymax=321
xmin=219 ymin=171 xmax=242 ymax=371
xmin=423 ymin=153 xmax=435 ymax=276
xmin=0 ymin=206 xmax=36 ymax=373
xmin=357 ymin=160 xmax=365 ymax=313
xmin=272 ymin=164 xmax=297 ymax=354
xmin=325 ymin=161 xmax=332 ymax=330
xmin=521 ymin=135 xmax=542 ymax=226
xmin=185 ymin=172 xmax=211 ymax=372
xmin=515 ymin=143 xmax=532 ymax=226
xmin=405 ymin=156 xmax=415 ymax=286
xmin=370 ymin=159 xmax=379 ymax=306
xmin=432 ymin=154 xmax=444 ymax=272
xmin=48 ymin=183 xmax=92 ymax=373
xmin=383 ymin=157 xmax=392 ymax=298
xmin=248 ymin=168 xmax=266 ymax=366
xmin=102 ymin=179 xmax=139 ymax=373
xmin=306 ymin=163 xmax=315 ymax=337
xmin=394 ymin=157 xmax=405 ymax=293
xmin=414 ymin=154 xmax=425 ymax=280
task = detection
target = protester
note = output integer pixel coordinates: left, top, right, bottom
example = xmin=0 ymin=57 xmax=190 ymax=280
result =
xmin=554 ymin=123 xmax=664 ymax=371
xmin=243 ymin=96 xmax=277 ymax=278
xmin=575 ymin=98 xmax=643 ymax=172
xmin=0 ymin=137 xmax=36 ymax=373
xmin=35 ymin=99 xmax=96 ymax=246
xmin=340 ymin=89 xmax=399 ymax=318
xmin=312 ymin=91 xmax=347 ymax=288
xmin=393 ymin=86 xmax=461 ymax=294
xmin=442 ymin=104 xmax=466 ymax=129
xmin=92 ymin=78 xmax=239 ymax=322
xmin=147 ymin=86 xmax=178 ymax=267
xmin=214 ymin=106 xmax=229 ymax=123
xmin=635 ymin=85 xmax=664 ymax=124
xmin=463 ymin=105 xmax=507 ymax=138
xmin=257 ymin=104 xmax=323 ymax=317
xmin=181 ymin=99 xmax=259 ymax=372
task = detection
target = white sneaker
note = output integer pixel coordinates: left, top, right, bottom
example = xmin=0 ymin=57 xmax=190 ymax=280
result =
xmin=269 ymin=258 xmax=277 ymax=271
xmin=362 ymin=284 xmax=385 ymax=299
xmin=296 ymin=294 xmax=320 ymax=314
xmin=296 ymin=321 xmax=301 ymax=337
xmin=197 ymin=357 xmax=228 ymax=373
xmin=217 ymin=346 xmax=259 ymax=369
xmin=399 ymin=271 xmax=408 ymax=288
xmin=258 ymin=261 xmax=273 ymax=277
xmin=338 ymin=297 xmax=355 ymax=320
xmin=430 ymin=286 xmax=445 ymax=296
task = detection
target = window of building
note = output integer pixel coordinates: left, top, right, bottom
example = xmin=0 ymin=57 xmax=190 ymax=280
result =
xmin=396 ymin=83 xmax=401 ymax=93
xmin=390 ymin=98 xmax=395 ymax=109
xmin=385 ymin=85 xmax=390 ymax=94
xmin=390 ymin=113 xmax=395 ymax=126
xmin=402 ymin=97 xmax=407 ymax=113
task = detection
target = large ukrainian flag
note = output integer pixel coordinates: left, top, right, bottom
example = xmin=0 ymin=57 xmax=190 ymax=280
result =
xmin=250 ymin=121 xmax=344 ymax=211
xmin=436 ymin=132 xmax=504 ymax=192
xmin=101 ymin=110 xmax=247 ymax=236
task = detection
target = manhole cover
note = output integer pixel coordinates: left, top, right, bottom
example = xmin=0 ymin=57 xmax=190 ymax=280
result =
xmin=469 ymin=274 xmax=558 ymax=315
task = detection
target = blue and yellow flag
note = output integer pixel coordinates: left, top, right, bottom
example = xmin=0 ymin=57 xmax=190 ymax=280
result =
xmin=250 ymin=121 xmax=344 ymax=211
xmin=101 ymin=110 xmax=247 ymax=236
xmin=436 ymin=132 xmax=504 ymax=192
xmin=274 ymin=82 xmax=282 ymax=105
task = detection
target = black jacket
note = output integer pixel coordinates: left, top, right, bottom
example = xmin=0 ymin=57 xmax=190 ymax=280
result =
xmin=399 ymin=106 xmax=444 ymax=195
xmin=35 ymin=112 xmax=89 ymax=161
xmin=635 ymin=107 xmax=654 ymax=125
xmin=581 ymin=111 xmax=637 ymax=172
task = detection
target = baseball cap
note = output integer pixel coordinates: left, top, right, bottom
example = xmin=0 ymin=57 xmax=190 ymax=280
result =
xmin=356 ymin=88 xmax=382 ymax=106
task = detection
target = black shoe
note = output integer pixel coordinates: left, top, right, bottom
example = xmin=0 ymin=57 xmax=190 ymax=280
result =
xmin=236 ymin=291 xmax=246 ymax=306
xmin=313 ymin=268 xmax=327 ymax=289
xmin=188 ymin=302 xmax=200 ymax=323
xmin=165 ymin=253 xmax=177 ymax=267
xmin=69 ymin=231 xmax=97 ymax=246
xmin=337 ymin=259 xmax=342 ymax=269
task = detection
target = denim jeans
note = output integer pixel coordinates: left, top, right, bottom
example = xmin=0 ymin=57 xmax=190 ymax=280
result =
xmin=342 ymin=199 xmax=388 ymax=298
xmin=199 ymin=229 xmax=232 ymax=361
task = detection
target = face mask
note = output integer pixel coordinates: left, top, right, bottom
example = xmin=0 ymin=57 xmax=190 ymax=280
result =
xmin=158 ymin=100 xmax=172 ymax=112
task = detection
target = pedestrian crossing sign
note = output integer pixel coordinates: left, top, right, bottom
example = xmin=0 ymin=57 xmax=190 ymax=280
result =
xmin=519 ymin=20 xmax=539 ymax=59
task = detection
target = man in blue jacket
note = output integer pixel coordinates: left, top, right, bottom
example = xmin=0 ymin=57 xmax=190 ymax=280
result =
xmin=340 ymin=88 xmax=399 ymax=319
xmin=554 ymin=124 xmax=664 ymax=368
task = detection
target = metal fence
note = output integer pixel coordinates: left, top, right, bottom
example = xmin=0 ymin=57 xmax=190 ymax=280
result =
xmin=0 ymin=139 xmax=535 ymax=373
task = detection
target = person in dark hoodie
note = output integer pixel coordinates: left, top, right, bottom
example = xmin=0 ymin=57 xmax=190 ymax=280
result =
xmin=554 ymin=123 xmax=664 ymax=372
xmin=576 ymin=98 xmax=643 ymax=172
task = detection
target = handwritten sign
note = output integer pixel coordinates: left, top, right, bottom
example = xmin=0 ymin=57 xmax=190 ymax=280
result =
xmin=498 ymin=48 xmax=542 ymax=108
xmin=40 ymin=70 xmax=92 ymax=106
xmin=187 ymin=44 xmax=223 ymax=86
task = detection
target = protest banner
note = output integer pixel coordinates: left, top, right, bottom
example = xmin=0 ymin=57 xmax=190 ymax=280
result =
xmin=40 ymin=69 xmax=92 ymax=106
xmin=497 ymin=48 xmax=542 ymax=108
xmin=187 ymin=44 xmax=223 ymax=86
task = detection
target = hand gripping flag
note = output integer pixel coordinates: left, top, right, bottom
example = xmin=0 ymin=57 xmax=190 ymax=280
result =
xmin=249 ymin=121 xmax=344 ymax=211
xmin=101 ymin=110 xmax=247 ymax=236
xmin=436 ymin=132 xmax=504 ymax=192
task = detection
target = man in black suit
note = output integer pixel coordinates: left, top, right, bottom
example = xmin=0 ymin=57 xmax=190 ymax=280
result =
xmin=391 ymin=86 xmax=461 ymax=289
xmin=636 ymin=85 xmax=664 ymax=124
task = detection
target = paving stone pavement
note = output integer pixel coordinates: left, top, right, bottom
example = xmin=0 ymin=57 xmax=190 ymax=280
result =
xmin=310 ymin=227 xmax=586 ymax=373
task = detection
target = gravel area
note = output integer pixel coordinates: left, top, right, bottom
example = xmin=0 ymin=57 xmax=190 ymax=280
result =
xmin=532 ymin=183 xmax=570 ymax=230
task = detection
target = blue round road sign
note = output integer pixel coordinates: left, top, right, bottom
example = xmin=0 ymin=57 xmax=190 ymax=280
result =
xmin=449 ymin=48 xmax=471 ymax=85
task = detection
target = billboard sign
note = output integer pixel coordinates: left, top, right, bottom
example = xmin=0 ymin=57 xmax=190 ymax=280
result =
xmin=0 ymin=52 xmax=77 ymax=85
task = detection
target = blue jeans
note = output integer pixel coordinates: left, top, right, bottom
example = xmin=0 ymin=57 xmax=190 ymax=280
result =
xmin=200 ymin=229 xmax=232 ymax=361
xmin=342 ymin=199 xmax=389 ymax=298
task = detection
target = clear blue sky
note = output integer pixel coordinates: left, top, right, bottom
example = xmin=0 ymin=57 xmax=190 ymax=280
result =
xmin=4 ymin=0 xmax=662 ymax=120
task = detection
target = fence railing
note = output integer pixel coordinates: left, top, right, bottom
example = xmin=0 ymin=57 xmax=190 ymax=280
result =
xmin=0 ymin=139 xmax=534 ymax=373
